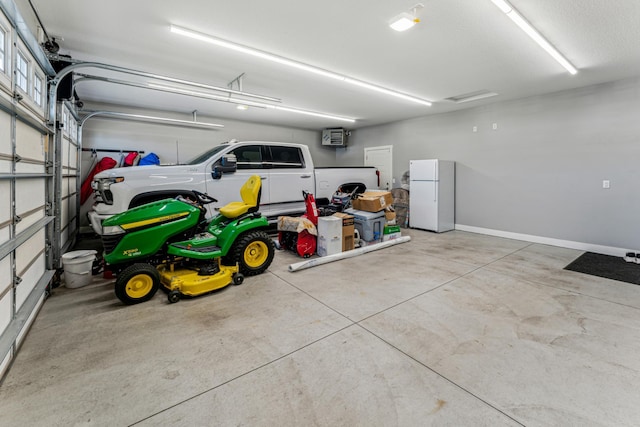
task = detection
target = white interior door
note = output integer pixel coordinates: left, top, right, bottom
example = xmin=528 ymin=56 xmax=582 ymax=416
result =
xmin=364 ymin=145 xmax=392 ymax=190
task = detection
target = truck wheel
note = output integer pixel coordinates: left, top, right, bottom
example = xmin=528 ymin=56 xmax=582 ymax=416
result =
xmin=230 ymin=231 xmax=275 ymax=276
xmin=115 ymin=263 xmax=160 ymax=305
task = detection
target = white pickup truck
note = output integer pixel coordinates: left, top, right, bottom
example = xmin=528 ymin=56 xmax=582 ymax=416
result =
xmin=89 ymin=140 xmax=378 ymax=234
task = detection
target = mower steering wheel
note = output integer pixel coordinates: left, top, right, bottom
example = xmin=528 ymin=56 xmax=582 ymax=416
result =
xmin=192 ymin=190 xmax=218 ymax=205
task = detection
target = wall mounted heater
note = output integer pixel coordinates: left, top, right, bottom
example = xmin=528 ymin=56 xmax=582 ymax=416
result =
xmin=322 ymin=128 xmax=348 ymax=146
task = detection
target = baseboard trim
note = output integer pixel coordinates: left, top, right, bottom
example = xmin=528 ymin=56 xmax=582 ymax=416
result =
xmin=454 ymin=224 xmax=629 ymax=257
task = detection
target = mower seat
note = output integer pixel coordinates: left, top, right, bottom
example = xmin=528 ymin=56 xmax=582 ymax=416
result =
xmin=219 ymin=175 xmax=262 ymax=219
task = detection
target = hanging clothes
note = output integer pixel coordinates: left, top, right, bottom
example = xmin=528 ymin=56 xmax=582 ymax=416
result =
xmin=81 ymin=157 xmax=117 ymax=204
xmin=123 ymin=151 xmax=139 ymax=167
xmin=138 ymin=152 xmax=160 ymax=166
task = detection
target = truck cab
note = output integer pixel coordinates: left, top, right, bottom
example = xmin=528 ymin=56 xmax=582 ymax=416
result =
xmin=207 ymin=142 xmax=313 ymax=218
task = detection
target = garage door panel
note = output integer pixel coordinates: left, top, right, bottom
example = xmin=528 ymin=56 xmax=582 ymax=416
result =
xmin=15 ymin=122 xmax=45 ymax=161
xmin=62 ymin=137 xmax=71 ymax=168
xmin=1 ymin=252 xmax=14 ymax=340
xmin=0 ymin=343 xmax=10 ymax=379
xmin=0 ymin=181 xmax=10 ymax=244
xmin=14 ymin=162 xmax=45 ymax=174
xmin=68 ymin=194 xmax=77 ymax=219
xmin=15 ymin=178 xmax=45 ymax=215
xmin=15 ymin=253 xmax=45 ymax=312
xmin=0 ymin=255 xmax=11 ymax=316
xmin=0 ymin=286 xmax=12 ymax=338
xmin=61 ymin=199 xmax=69 ymax=228
xmin=0 ymin=159 xmax=9 ymax=174
xmin=69 ymin=147 xmax=78 ymax=169
xmin=15 ymin=231 xmax=45 ymax=275
xmin=16 ymin=294 xmax=45 ymax=347
xmin=0 ymin=111 xmax=10 ymax=155
xmin=61 ymin=228 xmax=68 ymax=248
xmin=61 ymin=177 xmax=70 ymax=198
xmin=0 ymin=227 xmax=8 ymax=247
xmin=0 ymin=294 xmax=12 ymax=378
xmin=0 ymin=108 xmax=10 ymax=174
xmin=14 ymin=209 xmax=45 ymax=236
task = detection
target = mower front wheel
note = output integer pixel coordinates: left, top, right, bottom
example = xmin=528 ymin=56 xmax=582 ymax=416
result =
xmin=168 ymin=290 xmax=181 ymax=304
xmin=230 ymin=231 xmax=275 ymax=276
xmin=115 ymin=263 xmax=160 ymax=305
xmin=232 ymin=273 xmax=244 ymax=286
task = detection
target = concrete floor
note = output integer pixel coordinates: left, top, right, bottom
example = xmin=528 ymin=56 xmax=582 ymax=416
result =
xmin=1 ymin=229 xmax=640 ymax=426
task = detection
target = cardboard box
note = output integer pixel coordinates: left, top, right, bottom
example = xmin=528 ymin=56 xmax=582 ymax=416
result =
xmin=384 ymin=208 xmax=396 ymax=222
xmin=383 ymin=224 xmax=402 ymax=241
xmin=352 ymin=191 xmax=393 ymax=213
xmin=333 ymin=212 xmax=355 ymax=251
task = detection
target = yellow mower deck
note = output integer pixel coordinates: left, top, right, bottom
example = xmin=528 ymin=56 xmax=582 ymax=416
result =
xmin=157 ymin=263 xmax=239 ymax=297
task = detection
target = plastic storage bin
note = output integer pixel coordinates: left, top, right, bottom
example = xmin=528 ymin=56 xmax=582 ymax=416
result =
xmin=62 ymin=250 xmax=97 ymax=288
xmin=345 ymin=208 xmax=385 ymax=242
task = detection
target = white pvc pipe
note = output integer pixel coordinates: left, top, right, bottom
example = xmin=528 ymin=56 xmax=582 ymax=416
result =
xmin=287 ymin=236 xmax=411 ymax=272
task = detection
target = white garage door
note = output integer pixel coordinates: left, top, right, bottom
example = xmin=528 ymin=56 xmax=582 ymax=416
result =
xmin=0 ymin=7 xmax=58 ymax=380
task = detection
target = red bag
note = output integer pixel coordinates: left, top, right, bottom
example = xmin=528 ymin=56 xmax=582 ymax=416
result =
xmin=81 ymin=157 xmax=117 ymax=204
xmin=123 ymin=151 xmax=139 ymax=167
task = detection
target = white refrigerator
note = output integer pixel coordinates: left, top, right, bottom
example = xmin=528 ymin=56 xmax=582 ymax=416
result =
xmin=409 ymin=159 xmax=455 ymax=232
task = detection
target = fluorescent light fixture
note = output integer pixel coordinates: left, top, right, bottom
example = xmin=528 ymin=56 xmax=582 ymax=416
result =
xmin=491 ymin=0 xmax=512 ymax=14
xmin=490 ymin=0 xmax=577 ymax=75
xmin=149 ymin=83 xmax=355 ymax=123
xmin=343 ymin=78 xmax=432 ymax=106
xmin=83 ymin=111 xmax=224 ymax=129
xmin=170 ymin=25 xmax=344 ymax=81
xmin=389 ymin=12 xmax=418 ymax=32
xmin=445 ymin=90 xmax=499 ymax=103
xmin=268 ymin=106 xmax=356 ymax=123
xmin=170 ymin=25 xmax=432 ymax=106
xmin=147 ymin=83 xmax=269 ymax=108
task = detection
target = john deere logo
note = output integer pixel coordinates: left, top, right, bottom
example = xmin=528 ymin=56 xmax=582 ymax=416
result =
xmin=123 ymin=248 xmax=141 ymax=257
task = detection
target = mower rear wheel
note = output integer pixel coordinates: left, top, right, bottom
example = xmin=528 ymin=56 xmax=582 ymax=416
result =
xmin=115 ymin=263 xmax=160 ymax=305
xmin=229 ymin=231 xmax=275 ymax=276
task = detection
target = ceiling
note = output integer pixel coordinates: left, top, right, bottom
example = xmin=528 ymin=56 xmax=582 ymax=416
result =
xmin=20 ymin=0 xmax=640 ymax=130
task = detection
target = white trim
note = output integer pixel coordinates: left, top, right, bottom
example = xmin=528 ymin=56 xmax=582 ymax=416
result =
xmin=454 ymin=224 xmax=630 ymax=257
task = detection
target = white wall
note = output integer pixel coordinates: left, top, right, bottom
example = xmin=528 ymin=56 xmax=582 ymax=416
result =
xmin=341 ymin=76 xmax=640 ymax=252
xmin=80 ymin=102 xmax=338 ymax=165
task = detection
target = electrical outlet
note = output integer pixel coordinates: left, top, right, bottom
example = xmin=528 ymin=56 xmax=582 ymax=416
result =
xmin=492 ymin=123 xmax=498 ymax=130
xmin=602 ymin=180 xmax=610 ymax=189
xmin=472 ymin=126 xmax=478 ymax=133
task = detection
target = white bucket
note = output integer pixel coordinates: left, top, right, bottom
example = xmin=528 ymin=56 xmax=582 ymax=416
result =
xmin=62 ymin=250 xmax=97 ymax=289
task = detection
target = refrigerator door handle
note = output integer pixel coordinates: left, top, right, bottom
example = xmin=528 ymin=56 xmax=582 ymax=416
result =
xmin=434 ymin=180 xmax=437 ymax=202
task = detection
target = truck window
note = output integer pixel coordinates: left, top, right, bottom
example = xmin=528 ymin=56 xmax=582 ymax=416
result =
xmin=231 ymin=145 xmax=264 ymax=169
xmin=186 ymin=145 xmax=227 ymax=165
xmin=269 ymin=146 xmax=304 ymax=169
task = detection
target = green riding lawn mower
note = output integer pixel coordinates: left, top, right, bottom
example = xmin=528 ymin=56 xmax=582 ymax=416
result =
xmin=100 ymin=175 xmax=275 ymax=305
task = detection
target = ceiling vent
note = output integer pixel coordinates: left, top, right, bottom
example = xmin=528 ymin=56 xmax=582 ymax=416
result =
xmin=444 ymin=90 xmax=498 ymax=104
xmin=322 ymin=128 xmax=348 ymax=146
